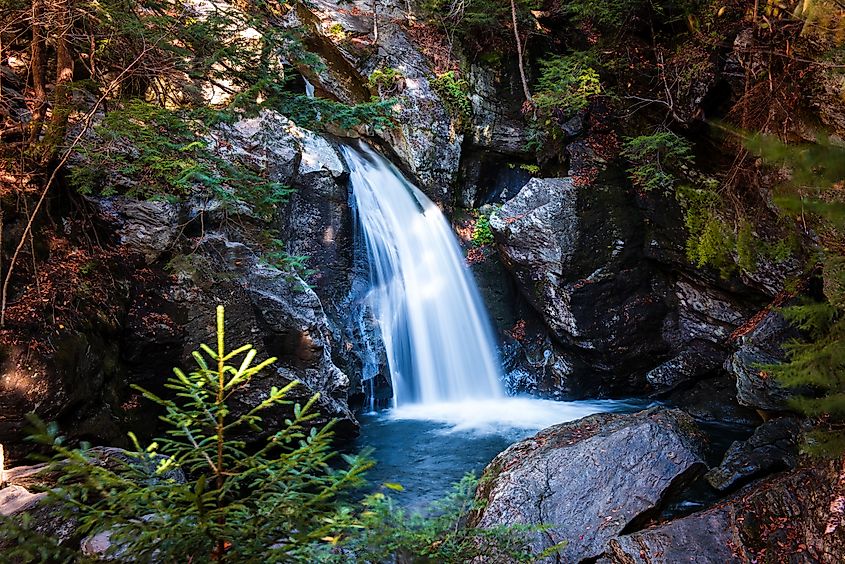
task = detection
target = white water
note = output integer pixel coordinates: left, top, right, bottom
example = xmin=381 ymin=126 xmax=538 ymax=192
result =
xmin=389 ymin=398 xmax=653 ymax=434
xmin=343 ymin=144 xmax=504 ymax=406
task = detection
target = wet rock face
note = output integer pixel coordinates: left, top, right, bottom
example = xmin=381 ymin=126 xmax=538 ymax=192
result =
xmin=471 ymin=408 xmax=706 ymax=562
xmin=646 ymin=341 xmax=726 ymax=393
xmin=601 ymin=456 xmax=845 ymax=563
xmin=727 ymin=309 xmax=799 ymax=411
xmin=490 ymin=176 xmax=672 ymax=392
xmin=705 ymin=417 xmax=801 ymax=492
xmin=0 ymin=109 xmax=360 ymax=452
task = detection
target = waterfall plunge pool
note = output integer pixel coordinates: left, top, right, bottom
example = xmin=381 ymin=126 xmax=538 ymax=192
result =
xmin=354 ymin=397 xmax=654 ymax=510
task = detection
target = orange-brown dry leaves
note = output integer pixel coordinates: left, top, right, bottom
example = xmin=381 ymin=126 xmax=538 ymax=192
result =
xmin=406 ymin=22 xmax=460 ymax=76
xmin=508 ymin=319 xmax=527 ymax=342
xmin=0 ymin=221 xmax=144 ymax=355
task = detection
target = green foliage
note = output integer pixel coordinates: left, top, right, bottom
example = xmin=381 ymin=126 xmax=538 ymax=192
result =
xmin=747 ymin=133 xmax=845 ymax=455
xmin=534 ymin=53 xmax=602 ymax=119
xmin=420 ymin=0 xmax=539 ymax=40
xmin=326 ymin=22 xmax=348 ymax=41
xmin=1 ymin=306 xmax=372 ymax=561
xmin=675 ymin=183 xmax=735 ymax=276
xmin=622 ymin=131 xmax=694 ymax=193
xmin=369 ymin=67 xmax=404 ymax=98
xmin=472 ymin=211 xmax=496 ymax=247
xmin=265 ymin=91 xmax=395 ymax=132
xmin=564 ymin=0 xmax=704 ymax=29
xmin=1 ymin=307 xmax=547 ymax=561
xmin=69 ymin=101 xmax=291 ymax=218
xmin=431 ymin=71 xmax=472 ymax=125
xmin=338 ymin=473 xmax=557 ymax=563
xmin=261 ymin=238 xmax=318 ymax=288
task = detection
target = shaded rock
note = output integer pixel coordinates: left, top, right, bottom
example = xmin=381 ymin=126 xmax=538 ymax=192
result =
xmin=467 ymin=63 xmax=531 ymax=155
xmin=163 ymin=235 xmax=358 ymax=437
xmin=813 ymin=65 xmax=845 ymax=138
xmin=458 ymin=150 xmax=534 ymax=207
xmin=672 ymin=279 xmax=747 ymax=344
xmin=647 ymin=341 xmax=726 ymax=393
xmin=601 ymin=456 xmax=845 ymax=563
xmin=490 ymin=176 xmax=672 ymax=392
xmin=0 ymin=483 xmax=77 ymax=550
xmin=470 ymin=408 xmax=706 ymax=562
xmin=705 ymin=417 xmax=801 ymax=492
xmin=727 ymin=309 xmax=799 ymax=411
xmin=90 ymin=197 xmax=181 ymax=263
xmin=668 ymin=373 xmax=761 ymax=427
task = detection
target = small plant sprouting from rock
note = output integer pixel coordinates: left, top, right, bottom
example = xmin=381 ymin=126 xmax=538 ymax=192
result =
xmin=431 ymin=71 xmax=472 ymax=126
xmin=369 ymin=67 xmax=405 ymax=99
xmin=261 ymin=238 xmax=318 ymax=289
xmin=472 ymin=210 xmax=497 ymax=247
xmin=621 ymin=131 xmax=694 ymax=193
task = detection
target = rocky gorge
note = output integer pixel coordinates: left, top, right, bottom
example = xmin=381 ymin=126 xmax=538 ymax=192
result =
xmin=1 ymin=0 xmax=845 ymax=561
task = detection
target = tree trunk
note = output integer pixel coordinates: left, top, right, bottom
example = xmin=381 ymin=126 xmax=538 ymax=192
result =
xmin=46 ymin=0 xmax=74 ymax=162
xmin=510 ymin=0 xmax=532 ymax=106
xmin=29 ymin=0 xmax=47 ymax=143
xmin=373 ymin=0 xmax=379 ymax=43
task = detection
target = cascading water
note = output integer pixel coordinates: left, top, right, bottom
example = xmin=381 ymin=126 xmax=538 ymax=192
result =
xmin=342 ymin=144 xmax=504 ymax=406
xmin=343 ymin=143 xmax=652 ymax=507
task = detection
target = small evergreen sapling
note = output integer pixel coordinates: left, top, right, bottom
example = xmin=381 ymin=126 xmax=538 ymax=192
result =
xmin=5 ymin=306 xmax=372 ymax=562
xmin=0 ymin=307 xmax=551 ymax=562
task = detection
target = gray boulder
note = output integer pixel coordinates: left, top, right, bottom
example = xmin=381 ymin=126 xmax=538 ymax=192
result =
xmin=672 ymin=279 xmax=747 ymax=344
xmin=490 ymin=176 xmax=672 ymax=391
xmin=470 ymin=408 xmax=706 ymax=562
xmin=489 ymin=178 xmax=580 ymax=338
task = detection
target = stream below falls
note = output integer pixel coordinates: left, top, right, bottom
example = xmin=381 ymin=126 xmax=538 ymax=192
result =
xmin=354 ymin=398 xmax=654 ymax=510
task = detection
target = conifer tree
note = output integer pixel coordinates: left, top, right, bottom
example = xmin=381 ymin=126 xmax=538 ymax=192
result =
xmin=748 ymin=133 xmax=845 ymax=454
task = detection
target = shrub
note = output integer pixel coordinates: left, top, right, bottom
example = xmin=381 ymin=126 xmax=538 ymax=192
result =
xmin=69 ymin=101 xmax=291 ymax=218
xmin=1 ymin=307 xmax=549 ymax=561
xmin=472 ymin=211 xmax=496 ymax=247
xmin=534 ymin=53 xmax=602 ymax=119
xmin=1 ymin=306 xmax=372 ymax=561
xmin=369 ymin=67 xmax=404 ymax=98
xmin=622 ymin=131 xmax=694 ymax=193
xmin=431 ymin=71 xmax=472 ymax=125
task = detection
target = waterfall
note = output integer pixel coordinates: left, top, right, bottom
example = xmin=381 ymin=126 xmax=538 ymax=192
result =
xmin=342 ymin=144 xmax=504 ymax=406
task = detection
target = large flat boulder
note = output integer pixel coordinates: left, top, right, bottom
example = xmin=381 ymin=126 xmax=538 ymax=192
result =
xmin=470 ymin=408 xmax=706 ymax=562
